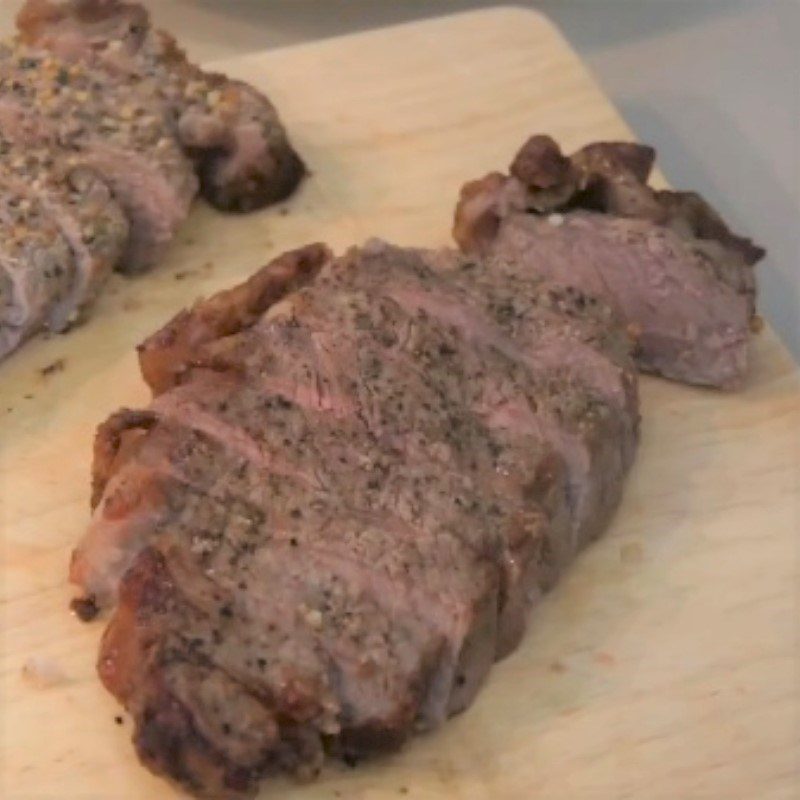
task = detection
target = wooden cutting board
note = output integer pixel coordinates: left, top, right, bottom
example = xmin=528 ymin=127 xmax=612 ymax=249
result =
xmin=1 ymin=9 xmax=798 ymax=799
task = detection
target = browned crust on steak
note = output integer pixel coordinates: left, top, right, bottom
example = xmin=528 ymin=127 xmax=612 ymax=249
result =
xmin=653 ymin=189 xmax=765 ymax=267
xmin=452 ymin=172 xmax=508 ymax=256
xmin=137 ymin=243 xmax=332 ymax=395
xmin=91 ymin=408 xmax=158 ymax=507
xmin=99 ymin=548 xmax=270 ymax=799
xmin=184 ymin=72 xmax=306 ymax=214
xmin=457 ymin=135 xmax=764 ymax=265
xmin=509 ymin=134 xmax=580 ymax=211
xmin=0 ymin=41 xmax=199 ymax=274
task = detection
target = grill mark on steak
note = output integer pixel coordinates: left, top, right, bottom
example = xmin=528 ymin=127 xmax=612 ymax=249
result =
xmin=75 ymin=241 xmax=639 ymax=797
xmin=453 ymin=135 xmax=765 ymax=388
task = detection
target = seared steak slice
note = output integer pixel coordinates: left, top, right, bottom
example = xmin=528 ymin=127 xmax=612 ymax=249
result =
xmin=80 ymin=389 xmax=505 ymax=715
xmin=0 ymin=2 xmax=302 ymax=361
xmin=320 ymin=243 xmax=637 ymax=554
xmin=339 ymin=241 xmax=638 ymax=447
xmin=146 ymin=296 xmax=547 ymax=669
xmin=18 ymin=0 xmax=305 ymax=212
xmin=0 ymin=186 xmax=75 ymax=358
xmin=485 ymin=211 xmax=754 ymax=388
xmin=73 ymin=242 xmax=638 ymax=797
xmin=0 ymin=135 xmax=129 ymax=330
xmin=79 ymin=379 xmax=504 ymax=783
xmin=81 ymin=324 xmax=527 ymax=704
xmin=108 ymin=240 xmax=632 ymax=653
xmin=139 ymin=239 xmax=635 ymax=628
xmin=454 ymin=135 xmax=765 ymax=388
xmin=0 ymin=43 xmax=197 ymax=271
xmin=101 ymin=546 xmax=444 ymax=798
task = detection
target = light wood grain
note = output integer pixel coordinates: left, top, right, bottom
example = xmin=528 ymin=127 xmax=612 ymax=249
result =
xmin=1 ymin=9 xmax=798 ymax=799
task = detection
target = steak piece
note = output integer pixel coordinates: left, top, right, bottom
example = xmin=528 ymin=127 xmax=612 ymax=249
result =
xmin=0 ymin=185 xmax=75 ymax=358
xmin=0 ymin=42 xmax=198 ymax=272
xmin=18 ymin=0 xmax=306 ymax=212
xmin=0 ymin=136 xmax=130 ymax=355
xmin=325 ymin=243 xmax=638 ymax=568
xmin=72 ymin=241 xmax=638 ymax=798
xmin=454 ymin=134 xmax=766 ymax=388
xmin=0 ymin=1 xmax=303 ymax=361
xmin=0 ymin=135 xmax=129 ymax=330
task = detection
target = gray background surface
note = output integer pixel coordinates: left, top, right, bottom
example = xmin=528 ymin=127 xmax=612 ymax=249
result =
xmin=2 ymin=1 xmax=797 ymax=359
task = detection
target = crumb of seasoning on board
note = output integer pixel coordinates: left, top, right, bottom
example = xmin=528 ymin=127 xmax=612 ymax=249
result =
xmin=174 ymin=269 xmax=198 ymax=281
xmin=39 ymin=358 xmax=65 ymax=378
xmin=22 ymin=656 xmax=68 ymax=689
xmin=70 ymin=595 xmax=99 ymax=622
xmin=278 ymin=207 xmax=290 ymax=216
xmin=24 ymin=394 xmax=34 ymax=400
xmin=399 ymin=788 xmax=409 ymax=795
xmin=122 ymin=296 xmax=142 ymax=312
xmin=549 ymin=660 xmax=567 ymax=674
xmin=114 ymin=715 xmax=124 ymax=726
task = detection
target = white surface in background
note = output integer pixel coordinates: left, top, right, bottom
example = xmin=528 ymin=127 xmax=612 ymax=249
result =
xmin=2 ymin=0 xmax=796 ymax=358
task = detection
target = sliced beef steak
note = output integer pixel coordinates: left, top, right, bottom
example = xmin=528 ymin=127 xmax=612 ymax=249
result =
xmin=0 ymin=185 xmax=75 ymax=358
xmin=454 ymin=134 xmax=766 ymax=389
xmin=0 ymin=135 xmax=129 ymax=330
xmin=483 ymin=211 xmax=754 ymax=389
xmin=0 ymin=1 xmax=303 ymax=361
xmin=0 ymin=42 xmax=197 ymax=272
xmin=18 ymin=0 xmax=305 ymax=212
xmin=0 ymin=136 xmax=130 ymax=354
xmin=72 ymin=241 xmax=638 ymax=798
